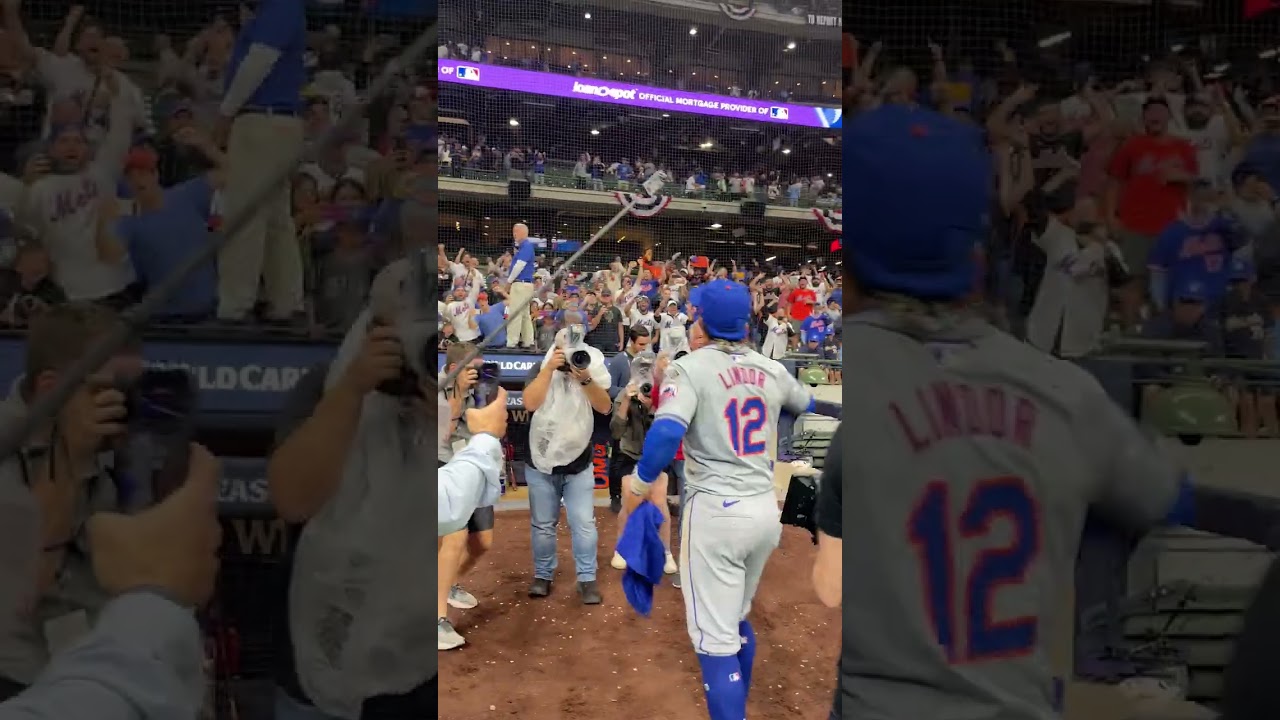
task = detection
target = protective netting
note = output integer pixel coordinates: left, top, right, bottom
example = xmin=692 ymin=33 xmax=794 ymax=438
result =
xmin=0 ymin=1 xmax=433 ymax=338
xmin=846 ymin=2 xmax=1280 ymax=706
xmin=437 ymin=0 xmax=843 ymax=362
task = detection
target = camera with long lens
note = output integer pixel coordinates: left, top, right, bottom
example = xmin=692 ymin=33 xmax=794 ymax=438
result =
xmin=113 ymin=368 xmax=198 ymax=510
xmin=557 ymin=324 xmax=592 ymax=373
xmin=376 ymin=249 xmax=437 ymax=399
xmin=629 ymin=353 xmax=655 ymax=398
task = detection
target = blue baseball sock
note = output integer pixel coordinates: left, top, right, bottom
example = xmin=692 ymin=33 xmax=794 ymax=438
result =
xmin=696 ymin=653 xmax=747 ymax=720
xmin=737 ymin=620 xmax=757 ymax=697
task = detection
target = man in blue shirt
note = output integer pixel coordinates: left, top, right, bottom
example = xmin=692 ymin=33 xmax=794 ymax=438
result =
xmin=116 ymin=139 xmax=223 ymax=320
xmin=1148 ymin=180 xmax=1243 ymax=311
xmin=213 ymin=0 xmax=307 ymax=323
xmin=505 ymin=223 xmax=537 ymax=349
xmin=1242 ymin=97 xmax=1280 ymax=195
xmin=475 ymin=292 xmax=507 ymax=348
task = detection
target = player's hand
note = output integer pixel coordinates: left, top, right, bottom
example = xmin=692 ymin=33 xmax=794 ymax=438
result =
xmin=455 ymin=366 xmax=479 ymax=393
xmin=622 ymin=472 xmax=667 ymax=517
xmin=87 ymin=444 xmax=222 ymax=607
xmin=545 ymin=348 xmax=567 ymax=372
xmin=339 ymin=325 xmax=403 ymax=395
xmin=465 ymin=388 xmax=508 ymax=438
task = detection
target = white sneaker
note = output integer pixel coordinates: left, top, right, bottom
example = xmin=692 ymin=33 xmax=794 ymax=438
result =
xmin=611 ymin=552 xmax=627 ymax=570
xmin=664 ymin=553 xmax=678 ymax=575
xmin=448 ymin=584 xmax=478 ymax=610
xmin=438 ymin=618 xmax=465 ymax=651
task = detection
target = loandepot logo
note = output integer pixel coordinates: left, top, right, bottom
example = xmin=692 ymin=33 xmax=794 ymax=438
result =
xmin=572 ymin=82 xmax=638 ymax=101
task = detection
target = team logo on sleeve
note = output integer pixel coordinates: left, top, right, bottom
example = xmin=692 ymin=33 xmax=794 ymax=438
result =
xmin=660 ymin=384 xmax=678 ymax=401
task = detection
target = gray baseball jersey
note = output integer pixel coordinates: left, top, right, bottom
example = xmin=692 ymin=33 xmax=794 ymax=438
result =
xmin=842 ymin=311 xmax=1182 ymax=720
xmin=656 ymin=344 xmax=814 ymax=498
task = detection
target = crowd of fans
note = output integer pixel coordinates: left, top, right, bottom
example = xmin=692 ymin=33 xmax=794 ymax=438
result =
xmin=0 ymin=2 xmax=434 ymax=333
xmin=847 ymin=35 xmax=1280 ymax=435
xmin=436 ymin=239 xmax=843 ymax=375
xmin=437 ymin=131 xmax=843 ymax=209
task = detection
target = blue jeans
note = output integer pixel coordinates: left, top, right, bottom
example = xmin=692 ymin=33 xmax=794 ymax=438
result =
xmin=525 ymin=464 xmax=599 ymax=582
xmin=275 ymin=687 xmax=342 ymax=720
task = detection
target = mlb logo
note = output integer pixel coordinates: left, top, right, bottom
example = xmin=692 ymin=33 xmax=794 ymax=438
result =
xmin=660 ymin=385 xmax=678 ymax=401
xmin=457 ymin=66 xmax=481 ymax=81
xmin=729 ymin=672 xmax=742 ymax=683
xmin=769 ymin=106 xmax=789 ymax=120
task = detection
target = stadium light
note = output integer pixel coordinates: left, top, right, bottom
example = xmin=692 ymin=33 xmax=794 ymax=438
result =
xmin=590 ymin=129 xmax=600 ymax=135
xmin=764 ymin=256 xmax=777 ymax=262
xmin=689 ymin=26 xmax=698 ymax=36
xmin=786 ymin=41 xmax=797 ymax=51
xmin=710 ymin=223 xmax=722 ymax=229
xmin=509 ymin=118 xmax=520 ymax=126
xmin=584 ymin=12 xmax=591 ymax=19
xmin=781 ymin=148 xmax=792 ymax=155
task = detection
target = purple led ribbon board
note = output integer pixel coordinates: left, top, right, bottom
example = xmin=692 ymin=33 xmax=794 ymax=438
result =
xmin=439 ymin=60 xmax=843 ymax=129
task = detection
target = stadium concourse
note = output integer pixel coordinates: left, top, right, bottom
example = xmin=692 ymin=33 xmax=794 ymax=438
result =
xmin=436 ymin=1 xmax=843 ymax=718
xmin=846 ymin=0 xmax=1280 ymax=717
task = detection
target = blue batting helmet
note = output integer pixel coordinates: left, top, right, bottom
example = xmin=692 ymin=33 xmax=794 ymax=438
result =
xmin=845 ymin=104 xmax=992 ymax=300
xmin=697 ymin=279 xmax=751 ymax=341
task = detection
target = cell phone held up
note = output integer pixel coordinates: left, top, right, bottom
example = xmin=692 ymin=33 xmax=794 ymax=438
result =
xmin=115 ymin=369 xmax=198 ymax=510
xmin=474 ymin=362 xmax=501 ymax=407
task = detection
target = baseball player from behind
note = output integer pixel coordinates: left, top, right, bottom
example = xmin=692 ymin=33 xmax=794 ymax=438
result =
xmin=624 ymin=279 xmax=827 ymax=720
xmin=840 ymin=104 xmax=1197 ymax=719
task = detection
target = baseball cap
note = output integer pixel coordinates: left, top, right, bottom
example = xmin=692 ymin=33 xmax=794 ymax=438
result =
xmin=1229 ymin=256 xmax=1255 ymax=281
xmin=845 ymin=105 xmax=991 ymax=300
xmin=666 ymin=299 xmax=678 ymax=307
xmin=477 ymin=292 xmax=488 ymax=301
xmin=124 ymin=146 xmax=158 ymax=172
xmin=698 ymin=279 xmax=751 ymax=341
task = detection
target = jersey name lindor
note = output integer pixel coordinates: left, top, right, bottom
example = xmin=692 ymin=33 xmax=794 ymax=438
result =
xmin=889 ymin=381 xmax=1038 ymax=454
xmin=715 ymin=365 xmax=770 ymax=391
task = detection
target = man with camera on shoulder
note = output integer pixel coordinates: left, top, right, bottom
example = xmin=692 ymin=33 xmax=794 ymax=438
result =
xmin=522 ymin=312 xmax=613 ymax=605
xmin=436 ymin=341 xmax=497 ymax=652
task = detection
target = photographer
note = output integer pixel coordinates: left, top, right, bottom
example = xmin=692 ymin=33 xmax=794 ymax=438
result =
xmin=605 ymin=326 xmax=651 ymax=513
xmin=813 ymin=426 xmax=844 ymax=720
xmin=0 ymin=444 xmax=223 ymax=720
xmin=0 ymin=303 xmax=145 ymax=701
xmin=436 ymin=341 xmax=495 ymax=652
xmin=607 ymin=376 xmax=668 ymax=575
xmin=266 ymin=260 xmax=503 ymax=720
xmin=522 ymin=312 xmax=613 ymax=605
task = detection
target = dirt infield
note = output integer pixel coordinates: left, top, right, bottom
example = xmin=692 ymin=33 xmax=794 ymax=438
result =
xmin=438 ymin=509 xmax=839 ymax=720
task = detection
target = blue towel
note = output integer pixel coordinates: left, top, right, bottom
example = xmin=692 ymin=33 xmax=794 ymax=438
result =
xmin=616 ymin=501 xmax=667 ymax=616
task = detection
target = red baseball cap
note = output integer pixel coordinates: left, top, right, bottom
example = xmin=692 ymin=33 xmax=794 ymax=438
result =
xmin=124 ymin=146 xmax=158 ymax=172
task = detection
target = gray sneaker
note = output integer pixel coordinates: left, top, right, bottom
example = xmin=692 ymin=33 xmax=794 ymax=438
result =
xmin=448 ymin=584 xmax=478 ymax=610
xmin=438 ymin=618 xmax=465 ymax=651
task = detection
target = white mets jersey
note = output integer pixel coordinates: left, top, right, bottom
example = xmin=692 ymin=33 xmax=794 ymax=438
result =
xmin=656 ymin=344 xmax=813 ymax=498
xmin=841 ymin=310 xmax=1182 ymax=720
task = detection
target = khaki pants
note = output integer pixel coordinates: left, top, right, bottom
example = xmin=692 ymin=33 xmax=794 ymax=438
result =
xmin=506 ymin=281 xmax=536 ymax=347
xmin=217 ymin=112 xmax=305 ymax=320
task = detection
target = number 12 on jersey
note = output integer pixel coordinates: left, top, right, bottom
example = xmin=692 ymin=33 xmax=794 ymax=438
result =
xmin=907 ymin=476 xmax=1041 ymax=663
xmin=724 ymin=397 xmax=768 ymax=457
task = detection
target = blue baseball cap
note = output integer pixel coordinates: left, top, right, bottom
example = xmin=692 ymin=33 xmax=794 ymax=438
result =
xmin=845 ymin=105 xmax=992 ymax=300
xmin=697 ymin=279 xmax=751 ymax=341
xmin=1174 ymin=279 xmax=1207 ymax=302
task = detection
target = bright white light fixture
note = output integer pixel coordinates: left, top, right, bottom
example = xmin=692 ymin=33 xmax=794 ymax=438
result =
xmin=781 ymin=148 xmax=791 ymax=155
xmin=764 ymin=255 xmax=777 ymax=262
xmin=709 ymin=223 xmax=722 ymax=229
xmin=786 ymin=41 xmax=796 ymax=50
xmin=590 ymin=129 xmax=600 ymax=135
xmin=584 ymin=12 xmax=591 ymax=19
xmin=509 ymin=118 xmax=519 ymax=126
xmin=689 ymin=26 xmax=698 ymax=36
